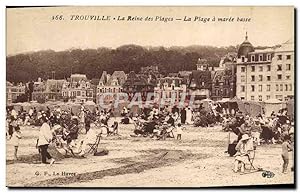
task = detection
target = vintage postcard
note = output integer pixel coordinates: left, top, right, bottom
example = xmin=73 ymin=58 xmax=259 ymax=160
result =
xmin=6 ymin=6 xmax=295 ymax=188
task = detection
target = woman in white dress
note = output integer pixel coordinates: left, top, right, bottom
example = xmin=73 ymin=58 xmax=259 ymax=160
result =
xmin=186 ymin=107 xmax=193 ymax=125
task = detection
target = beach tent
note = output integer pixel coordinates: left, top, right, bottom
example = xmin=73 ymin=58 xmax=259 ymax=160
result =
xmin=84 ymin=101 xmax=96 ymax=112
xmin=225 ymin=98 xmax=263 ymax=117
xmin=59 ymin=102 xmax=81 ymax=115
xmin=200 ymin=99 xmax=213 ymax=112
xmin=242 ymin=101 xmax=263 ymax=117
xmin=263 ymin=99 xmax=284 ymax=117
xmin=226 ymin=97 xmax=241 ymax=113
xmin=12 ymin=103 xmax=23 ymax=112
xmin=217 ymin=98 xmax=230 ymax=103
xmin=18 ymin=102 xmax=32 ymax=112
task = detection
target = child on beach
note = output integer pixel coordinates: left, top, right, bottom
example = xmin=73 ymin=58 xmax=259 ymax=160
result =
xmin=10 ymin=126 xmax=22 ymax=160
xmin=176 ymin=123 xmax=184 ymax=140
xmin=281 ymin=135 xmax=293 ymax=174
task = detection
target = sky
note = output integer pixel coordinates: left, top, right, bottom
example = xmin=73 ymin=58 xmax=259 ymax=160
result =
xmin=6 ymin=6 xmax=294 ymax=56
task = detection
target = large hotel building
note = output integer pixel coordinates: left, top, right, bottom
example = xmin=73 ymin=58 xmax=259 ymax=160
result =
xmin=236 ymin=34 xmax=294 ymax=102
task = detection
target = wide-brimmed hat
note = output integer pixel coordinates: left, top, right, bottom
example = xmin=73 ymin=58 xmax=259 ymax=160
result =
xmin=241 ymin=134 xmax=251 ymax=141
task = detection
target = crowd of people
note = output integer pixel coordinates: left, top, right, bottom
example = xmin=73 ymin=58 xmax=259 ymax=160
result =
xmin=220 ymin=109 xmax=294 ymax=174
xmin=6 ymin=102 xmax=294 ymax=174
xmin=6 ymin=105 xmax=115 ymax=163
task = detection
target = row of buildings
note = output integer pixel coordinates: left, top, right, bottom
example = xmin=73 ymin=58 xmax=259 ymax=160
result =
xmin=6 ymin=34 xmax=294 ymax=105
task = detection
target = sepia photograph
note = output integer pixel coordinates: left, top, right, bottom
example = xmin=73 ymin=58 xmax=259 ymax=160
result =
xmin=5 ymin=6 xmax=295 ymax=188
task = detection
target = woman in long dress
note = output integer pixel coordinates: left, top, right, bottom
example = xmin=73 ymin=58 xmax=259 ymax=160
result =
xmin=37 ymin=116 xmax=55 ymax=165
xmin=186 ymin=107 xmax=192 ymax=125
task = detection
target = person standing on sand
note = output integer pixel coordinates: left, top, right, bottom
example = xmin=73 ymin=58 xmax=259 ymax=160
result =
xmin=10 ymin=126 xmax=22 ymax=160
xmin=176 ymin=123 xmax=184 ymax=140
xmin=186 ymin=107 xmax=192 ymax=125
xmin=180 ymin=108 xmax=186 ymax=124
xmin=80 ymin=109 xmax=85 ymax=129
xmin=281 ymin=135 xmax=292 ymax=174
xmin=37 ymin=116 xmax=55 ymax=165
xmin=289 ymin=128 xmax=294 ymax=172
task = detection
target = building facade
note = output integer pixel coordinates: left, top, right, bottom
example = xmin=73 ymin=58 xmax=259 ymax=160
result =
xmin=32 ymin=78 xmax=46 ymax=103
xmin=96 ymin=71 xmax=127 ymax=104
xmin=123 ymin=71 xmax=155 ymax=101
xmin=236 ymin=35 xmax=294 ymax=102
xmin=6 ymin=82 xmax=26 ymax=104
xmin=188 ymin=58 xmax=212 ymax=100
xmin=154 ymin=76 xmax=187 ymax=103
xmin=211 ymin=54 xmax=236 ymax=101
xmin=44 ymin=79 xmax=66 ymax=101
xmin=62 ymin=74 xmax=94 ymax=103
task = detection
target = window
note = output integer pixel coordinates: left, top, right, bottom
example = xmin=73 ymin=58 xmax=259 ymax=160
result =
xmin=241 ymin=86 xmax=245 ymax=92
xmin=251 ymin=75 xmax=255 ymax=81
xmin=267 ymin=76 xmax=271 ymax=81
xmin=267 ymin=65 xmax=271 ymax=71
xmin=285 ymin=84 xmax=288 ymax=91
xmin=276 ymin=84 xmax=279 ymax=91
xmin=286 ymin=75 xmax=290 ymax=80
xmin=251 ymin=55 xmax=255 ymax=62
xmin=280 ymin=84 xmax=283 ymax=91
xmin=277 ymin=55 xmax=282 ymax=60
xmin=287 ymin=55 xmax=291 ymax=60
xmin=241 ymin=67 xmax=246 ymax=72
xmin=251 ymin=66 xmax=255 ymax=72
xmin=289 ymin=84 xmax=292 ymax=91
xmin=241 ymin=56 xmax=245 ymax=62
xmin=259 ymin=66 xmax=263 ymax=72
xmin=259 ymin=75 xmax=263 ymax=81
xmin=258 ymin=95 xmax=262 ymax=101
xmin=259 ymin=55 xmax=263 ymax=61
xmin=251 ymin=96 xmax=255 ymax=101
xmin=241 ymin=75 xmax=246 ymax=82
xmin=267 ymin=54 xmax=272 ymax=61
xmin=277 ymin=74 xmax=282 ymax=80
xmin=224 ymin=89 xmax=228 ymax=96
xmin=266 ymin=95 xmax=270 ymax=100
xmin=286 ymin=64 xmax=291 ymax=71
xmin=259 ymin=85 xmax=262 ymax=92
xmin=267 ymin=85 xmax=271 ymax=91
xmin=241 ymin=97 xmax=245 ymax=100
xmin=251 ymin=85 xmax=255 ymax=92
xmin=77 ymin=91 xmax=80 ymax=96
xmin=277 ymin=64 xmax=282 ymax=71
